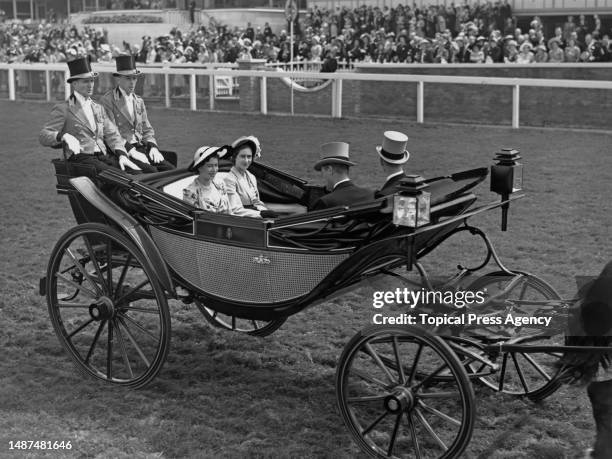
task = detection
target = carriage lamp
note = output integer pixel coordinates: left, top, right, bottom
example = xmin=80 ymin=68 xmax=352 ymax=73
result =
xmin=394 ymin=175 xmax=431 ymax=271
xmin=490 ymin=148 xmax=523 ymax=231
xmin=393 ymin=175 xmax=431 ymax=229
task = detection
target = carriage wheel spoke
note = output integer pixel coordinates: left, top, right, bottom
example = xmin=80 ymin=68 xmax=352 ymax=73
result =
xmin=418 ymin=401 xmax=461 ymax=426
xmin=113 ymin=253 xmax=133 ymax=300
xmin=251 ymin=320 xmax=259 ymax=330
xmin=387 ymin=412 xmax=403 ymax=457
xmin=118 ymin=313 xmax=159 ymax=342
xmin=411 ymin=362 xmax=451 ymax=392
xmin=85 ymin=320 xmax=106 ymax=365
xmin=68 ymin=317 xmax=95 ymax=338
xmin=55 ymin=273 xmax=97 ymax=298
xmin=58 ymin=301 xmax=92 ymax=308
xmin=120 ymin=306 xmax=160 ymax=315
xmin=521 ymin=352 xmax=552 ymax=380
xmin=83 ymin=236 xmax=107 ymax=293
xmin=498 ymin=353 xmax=509 ymax=391
xmin=117 ymin=317 xmax=150 ymax=367
xmin=347 ymin=394 xmax=388 ymax=405
xmin=65 ymin=248 xmax=104 ymax=296
xmin=418 ymin=391 xmax=460 ymax=399
xmin=408 ymin=343 xmax=423 ymax=385
xmin=407 ymin=413 xmax=422 ymax=459
xmin=362 ymin=411 xmax=388 ymax=436
xmin=392 ymin=336 xmax=406 ymax=385
xmin=352 ymin=368 xmax=391 ymax=390
xmin=364 ymin=343 xmax=396 ymax=385
xmin=511 ymin=353 xmax=529 ymax=392
xmin=106 ymin=238 xmax=113 ymax=294
xmin=414 ymin=408 xmax=447 ymax=450
xmin=106 ymin=322 xmax=114 ymax=380
xmin=114 ymin=280 xmax=151 ymax=305
xmin=113 ymin=320 xmax=134 ymax=379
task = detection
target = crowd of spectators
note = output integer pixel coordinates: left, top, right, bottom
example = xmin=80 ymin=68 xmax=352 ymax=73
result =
xmin=1 ymin=4 xmax=611 ymax=65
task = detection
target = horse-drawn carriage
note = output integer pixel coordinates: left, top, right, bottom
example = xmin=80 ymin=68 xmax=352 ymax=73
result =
xmin=41 ymin=149 xmax=589 ymax=458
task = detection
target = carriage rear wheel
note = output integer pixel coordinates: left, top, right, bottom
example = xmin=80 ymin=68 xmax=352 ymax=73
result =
xmin=193 ymin=300 xmax=286 ymax=337
xmin=336 ymin=325 xmax=475 ymax=459
xmin=46 ymin=223 xmax=171 ymax=388
xmin=464 ymin=271 xmax=565 ymax=401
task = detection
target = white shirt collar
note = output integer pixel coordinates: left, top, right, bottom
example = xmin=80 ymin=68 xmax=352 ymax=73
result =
xmin=73 ymin=90 xmax=90 ymax=106
xmin=119 ymin=86 xmax=134 ymax=101
xmin=385 ymin=170 xmax=404 ymax=183
xmin=333 ymin=178 xmax=350 ymax=190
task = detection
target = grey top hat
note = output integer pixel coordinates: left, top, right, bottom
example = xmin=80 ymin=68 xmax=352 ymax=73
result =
xmin=376 ymin=131 xmax=410 ymax=164
xmin=314 ymin=142 xmax=356 ymax=171
xmin=66 ymin=57 xmax=99 ymax=83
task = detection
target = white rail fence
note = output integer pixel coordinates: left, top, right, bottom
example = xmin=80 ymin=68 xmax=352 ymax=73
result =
xmin=2 ymin=62 xmax=612 ymax=129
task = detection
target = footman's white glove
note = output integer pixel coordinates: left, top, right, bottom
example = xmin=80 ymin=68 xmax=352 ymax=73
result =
xmin=128 ymin=147 xmax=150 ymax=164
xmin=62 ymin=133 xmax=81 ymax=154
xmin=150 ymin=146 xmax=164 ymax=164
xmin=119 ymin=155 xmax=142 ymax=171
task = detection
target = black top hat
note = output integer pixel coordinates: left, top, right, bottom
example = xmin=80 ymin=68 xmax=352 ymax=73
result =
xmin=66 ymin=57 xmax=98 ymax=83
xmin=113 ymin=54 xmax=141 ymax=77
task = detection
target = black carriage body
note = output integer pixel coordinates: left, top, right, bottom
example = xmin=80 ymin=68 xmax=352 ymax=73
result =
xmin=51 ymin=158 xmax=486 ymax=321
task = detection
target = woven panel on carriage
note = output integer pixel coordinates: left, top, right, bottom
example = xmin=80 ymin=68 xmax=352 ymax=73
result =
xmin=150 ymin=226 xmax=348 ymax=304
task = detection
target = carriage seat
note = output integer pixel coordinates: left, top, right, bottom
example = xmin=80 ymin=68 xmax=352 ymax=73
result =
xmin=161 ymin=172 xmax=307 ymax=215
xmin=162 ymin=174 xmax=198 ymax=199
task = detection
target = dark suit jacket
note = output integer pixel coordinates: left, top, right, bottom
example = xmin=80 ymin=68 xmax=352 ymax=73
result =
xmin=311 ymin=180 xmax=374 ymax=211
xmin=376 ymin=172 xmax=407 ymax=198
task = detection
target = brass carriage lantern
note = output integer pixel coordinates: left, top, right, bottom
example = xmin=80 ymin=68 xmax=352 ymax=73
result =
xmin=491 ymin=148 xmax=523 ymax=231
xmin=393 ymin=175 xmax=431 ymax=229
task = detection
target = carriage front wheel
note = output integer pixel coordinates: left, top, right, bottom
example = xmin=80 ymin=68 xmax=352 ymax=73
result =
xmin=336 ymin=325 xmax=475 ymax=459
xmin=45 ymin=223 xmax=171 ymax=388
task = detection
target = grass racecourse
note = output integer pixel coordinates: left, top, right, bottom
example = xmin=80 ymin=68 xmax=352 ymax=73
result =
xmin=1 ymin=99 xmax=611 ymax=459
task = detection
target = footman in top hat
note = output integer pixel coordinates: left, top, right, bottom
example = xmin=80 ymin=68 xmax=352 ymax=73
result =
xmin=39 ymin=57 xmax=141 ymax=173
xmin=375 ymin=130 xmax=410 ymax=197
xmin=310 ymin=142 xmax=373 ymax=211
xmin=100 ymin=54 xmax=175 ymax=173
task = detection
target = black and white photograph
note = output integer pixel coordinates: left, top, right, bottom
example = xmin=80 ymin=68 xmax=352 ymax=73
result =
xmin=1 ymin=0 xmax=611 ymax=457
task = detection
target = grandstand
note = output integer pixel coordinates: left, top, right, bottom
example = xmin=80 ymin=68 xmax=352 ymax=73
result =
xmin=1 ymin=0 xmax=611 ymax=22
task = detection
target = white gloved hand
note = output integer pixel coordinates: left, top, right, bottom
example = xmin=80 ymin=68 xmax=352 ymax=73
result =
xmin=149 ymin=146 xmax=164 ymax=164
xmin=128 ymin=147 xmax=150 ymax=164
xmin=61 ymin=133 xmax=81 ymax=154
xmin=119 ymin=155 xmax=142 ymax=172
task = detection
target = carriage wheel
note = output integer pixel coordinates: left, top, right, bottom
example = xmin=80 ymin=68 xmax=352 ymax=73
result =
xmin=46 ymin=223 xmax=171 ymax=388
xmin=193 ymin=299 xmax=286 ymax=337
xmin=336 ymin=325 xmax=475 ymax=459
xmin=465 ymin=271 xmax=565 ymax=400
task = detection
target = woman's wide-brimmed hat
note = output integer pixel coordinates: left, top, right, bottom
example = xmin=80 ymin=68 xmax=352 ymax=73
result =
xmin=376 ymin=130 xmax=409 ymax=164
xmin=189 ymin=145 xmax=228 ymax=171
xmin=314 ymin=142 xmax=355 ymax=171
xmin=66 ymin=57 xmax=99 ymax=83
xmin=113 ymin=54 xmax=142 ymax=77
xmin=230 ymin=135 xmax=262 ymax=159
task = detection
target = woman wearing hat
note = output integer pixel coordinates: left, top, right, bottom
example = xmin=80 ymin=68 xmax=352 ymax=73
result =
xmin=223 ymin=135 xmax=272 ymax=218
xmin=183 ymin=146 xmax=231 ymax=214
xmin=516 ymin=42 xmax=534 ymax=64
